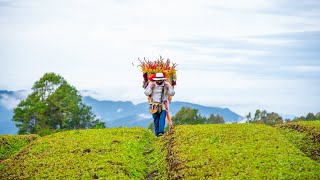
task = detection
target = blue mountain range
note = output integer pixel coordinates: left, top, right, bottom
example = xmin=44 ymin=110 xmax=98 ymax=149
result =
xmin=0 ymin=90 xmax=242 ymax=134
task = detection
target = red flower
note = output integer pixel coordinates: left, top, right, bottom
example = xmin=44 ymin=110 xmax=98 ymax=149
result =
xmin=149 ymin=74 xmax=156 ymax=81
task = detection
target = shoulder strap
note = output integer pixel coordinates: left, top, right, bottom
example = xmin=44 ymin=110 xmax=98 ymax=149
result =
xmin=160 ymin=86 xmax=164 ymax=103
xmin=150 ymin=82 xmax=154 ymax=102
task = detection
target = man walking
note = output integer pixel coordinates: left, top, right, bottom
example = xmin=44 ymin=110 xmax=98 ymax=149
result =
xmin=145 ymin=73 xmax=175 ymax=136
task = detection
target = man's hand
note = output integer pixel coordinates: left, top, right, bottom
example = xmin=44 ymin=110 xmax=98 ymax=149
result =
xmin=164 ymin=83 xmax=169 ymax=89
xmin=150 ymin=83 xmax=155 ymax=90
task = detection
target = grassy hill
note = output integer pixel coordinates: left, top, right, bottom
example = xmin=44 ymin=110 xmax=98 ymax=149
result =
xmin=276 ymin=120 xmax=320 ymax=161
xmin=1 ymin=123 xmax=320 ymax=179
xmin=0 ymin=128 xmax=167 ymax=179
xmin=164 ymin=124 xmax=319 ymax=179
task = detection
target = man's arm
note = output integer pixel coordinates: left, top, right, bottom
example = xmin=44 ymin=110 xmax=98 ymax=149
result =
xmin=144 ymin=82 xmax=155 ymax=96
xmin=165 ymin=81 xmax=175 ymax=96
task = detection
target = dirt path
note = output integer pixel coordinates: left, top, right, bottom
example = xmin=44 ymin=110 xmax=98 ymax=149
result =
xmin=162 ymin=129 xmax=184 ymax=180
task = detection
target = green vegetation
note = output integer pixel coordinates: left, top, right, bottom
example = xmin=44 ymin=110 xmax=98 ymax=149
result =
xmin=0 ymin=128 xmax=167 ymax=179
xmin=163 ymin=124 xmax=320 ymax=179
xmin=294 ymin=120 xmax=320 ymax=129
xmin=276 ymin=120 xmax=320 ymax=161
xmin=2 ymin=124 xmax=320 ymax=179
xmin=291 ymin=112 xmax=320 ymax=122
xmin=13 ymin=73 xmax=105 ymax=135
xmin=246 ymin=109 xmax=283 ymax=126
xmin=0 ymin=134 xmax=39 ymax=161
xmin=246 ymin=110 xmax=320 ymax=125
xmin=172 ymin=106 xmax=225 ymax=125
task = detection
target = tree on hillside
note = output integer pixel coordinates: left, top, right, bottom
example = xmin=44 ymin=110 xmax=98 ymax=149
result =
xmin=207 ymin=114 xmax=225 ymax=124
xmin=292 ymin=116 xmax=306 ymax=122
xmin=260 ymin=110 xmax=268 ymax=124
xmin=247 ymin=109 xmax=262 ymax=124
xmin=171 ymin=107 xmax=206 ymax=125
xmin=13 ymin=73 xmax=105 ymax=135
xmin=253 ymin=110 xmax=261 ymax=122
xmin=245 ymin=112 xmax=252 ymax=123
xmin=247 ymin=109 xmax=283 ymax=126
xmin=171 ymin=107 xmax=225 ymax=125
xmin=293 ymin=112 xmax=320 ymax=122
xmin=306 ymin=113 xmax=316 ymax=121
xmin=265 ymin=112 xmax=283 ymax=126
xmin=284 ymin=118 xmax=291 ymax=123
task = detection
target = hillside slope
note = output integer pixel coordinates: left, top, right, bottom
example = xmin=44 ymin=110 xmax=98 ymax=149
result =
xmin=164 ymin=124 xmax=320 ymax=179
xmin=276 ymin=120 xmax=320 ymax=161
xmin=1 ymin=124 xmax=319 ymax=179
xmin=0 ymin=128 xmax=167 ymax=179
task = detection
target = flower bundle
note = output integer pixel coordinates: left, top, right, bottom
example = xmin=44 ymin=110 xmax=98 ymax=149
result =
xmin=136 ymin=56 xmax=177 ymax=89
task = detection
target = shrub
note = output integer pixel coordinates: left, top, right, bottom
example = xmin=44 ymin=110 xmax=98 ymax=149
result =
xmin=163 ymin=124 xmax=320 ymax=179
xmin=0 ymin=134 xmax=39 ymax=160
xmin=276 ymin=120 xmax=320 ymax=161
xmin=0 ymin=128 xmax=167 ymax=179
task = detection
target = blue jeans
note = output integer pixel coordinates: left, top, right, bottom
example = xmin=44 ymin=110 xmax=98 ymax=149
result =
xmin=152 ymin=110 xmax=166 ymax=136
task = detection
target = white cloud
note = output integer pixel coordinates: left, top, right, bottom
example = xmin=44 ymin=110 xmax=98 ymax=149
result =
xmin=0 ymin=17 xmax=8 ymax=23
xmin=237 ymin=37 xmax=296 ymax=46
xmin=0 ymin=90 xmax=28 ymax=110
xmin=208 ymin=0 xmax=273 ymax=10
xmin=96 ymin=115 xmax=102 ymax=121
xmin=182 ymin=45 xmax=269 ymax=58
xmin=80 ymin=90 xmax=101 ymax=99
xmin=295 ymin=65 xmax=320 ymax=73
xmin=116 ymin=108 xmax=123 ymax=113
xmin=0 ymin=94 xmax=21 ymax=110
xmin=138 ymin=113 xmax=152 ymax=120
xmin=0 ymin=0 xmax=319 ymax=117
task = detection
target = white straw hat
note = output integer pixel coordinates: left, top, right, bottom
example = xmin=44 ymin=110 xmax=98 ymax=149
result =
xmin=153 ymin=73 xmax=167 ymax=81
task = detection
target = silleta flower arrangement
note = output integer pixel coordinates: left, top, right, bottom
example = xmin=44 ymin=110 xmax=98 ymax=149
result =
xmin=136 ymin=56 xmax=177 ymax=89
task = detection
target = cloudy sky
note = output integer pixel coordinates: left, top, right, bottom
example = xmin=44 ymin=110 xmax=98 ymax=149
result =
xmin=0 ymin=0 xmax=319 ymax=117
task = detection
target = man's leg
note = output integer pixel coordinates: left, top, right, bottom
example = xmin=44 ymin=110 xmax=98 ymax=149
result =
xmin=158 ymin=110 xmax=167 ymax=134
xmin=153 ymin=113 xmax=160 ymax=136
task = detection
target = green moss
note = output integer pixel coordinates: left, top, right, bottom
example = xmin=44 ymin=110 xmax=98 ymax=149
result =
xmin=165 ymin=124 xmax=320 ymax=179
xmin=0 ymin=128 xmax=167 ymax=179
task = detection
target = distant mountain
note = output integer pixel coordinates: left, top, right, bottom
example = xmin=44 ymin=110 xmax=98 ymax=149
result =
xmin=0 ymin=90 xmax=243 ymax=134
xmin=83 ymin=97 xmax=243 ymax=128
xmin=82 ymin=96 xmax=139 ymax=121
xmin=0 ymin=90 xmax=15 ymax=95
